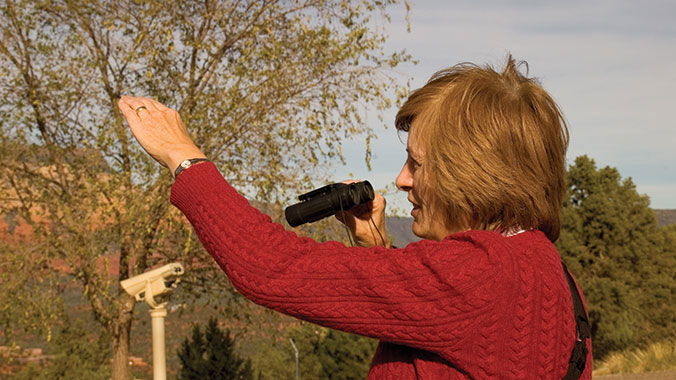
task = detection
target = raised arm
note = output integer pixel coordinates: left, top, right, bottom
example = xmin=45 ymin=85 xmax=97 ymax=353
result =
xmin=169 ymin=162 xmax=512 ymax=353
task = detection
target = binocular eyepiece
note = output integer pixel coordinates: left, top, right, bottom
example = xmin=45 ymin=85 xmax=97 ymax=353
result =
xmin=285 ymin=181 xmax=374 ymax=227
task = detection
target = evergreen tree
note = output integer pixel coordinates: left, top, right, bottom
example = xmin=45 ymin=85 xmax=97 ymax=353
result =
xmin=286 ymin=323 xmax=324 ymax=379
xmin=318 ymin=329 xmax=378 ymax=380
xmin=252 ymin=322 xmax=377 ymax=380
xmin=178 ymin=318 xmax=253 ymax=380
xmin=557 ymin=155 xmax=676 ymax=359
xmin=178 ymin=322 xmax=208 ymax=379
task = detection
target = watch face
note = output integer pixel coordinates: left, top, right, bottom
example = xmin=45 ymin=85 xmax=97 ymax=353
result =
xmin=181 ymin=160 xmax=191 ymax=168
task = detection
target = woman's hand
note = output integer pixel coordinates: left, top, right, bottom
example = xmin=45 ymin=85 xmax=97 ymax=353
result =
xmin=335 ymin=182 xmax=391 ymax=248
xmin=118 ymin=96 xmax=206 ymax=172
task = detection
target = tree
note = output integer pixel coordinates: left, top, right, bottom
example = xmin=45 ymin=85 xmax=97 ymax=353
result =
xmin=254 ymin=322 xmax=324 ymax=380
xmin=0 ymin=1 xmax=409 ymax=379
xmin=556 ymin=155 xmax=676 ymax=359
xmin=251 ymin=321 xmax=377 ymax=379
xmin=318 ymin=329 xmax=378 ymax=380
xmin=13 ymin=318 xmax=112 ymax=380
xmin=178 ymin=318 xmax=253 ymax=380
xmin=0 ymin=240 xmax=64 ymax=346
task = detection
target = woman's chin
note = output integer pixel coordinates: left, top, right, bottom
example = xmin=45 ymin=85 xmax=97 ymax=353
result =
xmin=411 ymin=222 xmax=427 ymax=240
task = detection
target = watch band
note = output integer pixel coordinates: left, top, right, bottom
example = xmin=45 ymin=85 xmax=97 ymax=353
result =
xmin=174 ymin=158 xmax=209 ymax=178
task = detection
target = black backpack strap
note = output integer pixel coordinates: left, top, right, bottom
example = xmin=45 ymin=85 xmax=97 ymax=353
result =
xmin=561 ymin=261 xmax=591 ymax=380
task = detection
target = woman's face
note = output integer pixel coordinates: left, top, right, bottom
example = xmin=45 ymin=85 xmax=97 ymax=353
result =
xmin=395 ymin=122 xmax=466 ymax=241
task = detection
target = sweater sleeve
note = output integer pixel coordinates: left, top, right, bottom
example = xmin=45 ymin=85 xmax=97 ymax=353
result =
xmin=170 ymin=163 xmax=515 ymax=352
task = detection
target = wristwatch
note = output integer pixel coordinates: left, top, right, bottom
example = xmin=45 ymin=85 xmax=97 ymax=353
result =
xmin=174 ymin=158 xmax=209 ymax=178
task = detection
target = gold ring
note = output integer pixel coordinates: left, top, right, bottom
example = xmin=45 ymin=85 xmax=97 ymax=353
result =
xmin=135 ymin=106 xmax=148 ymax=113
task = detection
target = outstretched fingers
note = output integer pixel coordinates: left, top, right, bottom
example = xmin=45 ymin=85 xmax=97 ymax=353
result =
xmin=117 ymin=96 xmax=143 ymax=123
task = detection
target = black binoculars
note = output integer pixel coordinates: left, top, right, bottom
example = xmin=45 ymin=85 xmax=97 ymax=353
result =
xmin=285 ymin=181 xmax=374 ymax=227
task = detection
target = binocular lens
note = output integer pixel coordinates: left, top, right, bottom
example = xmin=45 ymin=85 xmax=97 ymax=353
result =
xmin=285 ymin=181 xmax=374 ymax=227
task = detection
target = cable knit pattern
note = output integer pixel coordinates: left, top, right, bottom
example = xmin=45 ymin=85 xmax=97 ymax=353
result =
xmin=170 ymin=163 xmax=592 ymax=380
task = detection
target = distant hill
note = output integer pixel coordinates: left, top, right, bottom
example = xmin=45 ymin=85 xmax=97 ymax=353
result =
xmin=655 ymin=209 xmax=676 ymax=227
xmin=386 ymin=209 xmax=676 ymax=246
xmin=386 ymin=216 xmax=420 ymax=247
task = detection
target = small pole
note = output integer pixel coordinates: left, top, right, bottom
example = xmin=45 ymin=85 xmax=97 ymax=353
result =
xmin=289 ymin=338 xmax=300 ymax=380
xmin=150 ymin=306 xmax=168 ymax=380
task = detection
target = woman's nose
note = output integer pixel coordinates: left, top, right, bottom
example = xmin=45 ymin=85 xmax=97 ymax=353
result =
xmin=396 ymin=162 xmax=413 ymax=191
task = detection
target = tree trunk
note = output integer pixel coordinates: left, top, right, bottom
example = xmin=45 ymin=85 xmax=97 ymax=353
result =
xmin=111 ymin=297 xmax=135 ymax=380
xmin=112 ymin=329 xmax=130 ymax=380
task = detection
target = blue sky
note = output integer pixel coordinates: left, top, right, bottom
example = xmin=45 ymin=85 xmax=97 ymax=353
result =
xmin=333 ymin=0 xmax=676 ymax=213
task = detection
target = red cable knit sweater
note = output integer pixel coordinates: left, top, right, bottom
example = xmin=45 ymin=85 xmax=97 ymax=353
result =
xmin=170 ymin=163 xmax=592 ymax=379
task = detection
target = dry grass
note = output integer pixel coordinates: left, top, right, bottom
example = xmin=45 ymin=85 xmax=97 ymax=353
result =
xmin=594 ymin=340 xmax=676 ymax=376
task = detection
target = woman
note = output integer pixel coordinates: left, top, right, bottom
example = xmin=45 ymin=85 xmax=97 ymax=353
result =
xmin=119 ymin=57 xmax=592 ymax=379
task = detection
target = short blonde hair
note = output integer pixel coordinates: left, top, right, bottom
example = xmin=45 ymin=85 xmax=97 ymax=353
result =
xmin=395 ymin=56 xmax=569 ymax=241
